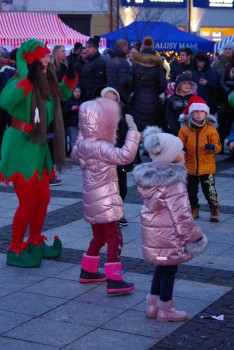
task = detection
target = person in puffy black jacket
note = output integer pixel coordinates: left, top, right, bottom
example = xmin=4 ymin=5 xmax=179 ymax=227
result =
xmin=102 ymin=39 xmax=129 ymax=100
xmin=127 ymin=37 xmax=167 ymax=132
xmin=192 ymin=50 xmax=219 ymax=115
xmin=166 ymin=73 xmax=197 ymax=135
xmin=80 ymin=36 xmax=106 ymax=101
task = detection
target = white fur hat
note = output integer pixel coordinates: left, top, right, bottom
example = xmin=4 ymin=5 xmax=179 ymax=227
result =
xmin=101 ymin=87 xmax=120 ymax=103
xmin=143 ymin=126 xmax=183 ymax=163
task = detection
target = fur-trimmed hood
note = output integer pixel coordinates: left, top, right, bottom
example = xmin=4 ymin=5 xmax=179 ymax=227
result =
xmin=133 ymin=161 xmax=187 ymax=188
xmin=174 ymin=73 xmax=197 ymax=96
xmin=179 ymin=113 xmax=218 ymax=128
xmin=79 ymin=97 xmax=121 ymax=143
xmin=133 ymin=50 xmax=162 ymax=67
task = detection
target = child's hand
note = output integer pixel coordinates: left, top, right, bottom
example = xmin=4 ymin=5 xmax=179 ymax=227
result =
xmin=205 ymin=143 xmax=215 ymax=151
xmin=125 ymin=114 xmax=137 ymax=131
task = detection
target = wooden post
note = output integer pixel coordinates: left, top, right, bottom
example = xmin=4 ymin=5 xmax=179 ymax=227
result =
xmin=109 ymin=0 xmax=113 ymax=32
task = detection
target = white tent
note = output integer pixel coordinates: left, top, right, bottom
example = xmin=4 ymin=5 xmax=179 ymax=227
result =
xmin=214 ymin=35 xmax=234 ymax=53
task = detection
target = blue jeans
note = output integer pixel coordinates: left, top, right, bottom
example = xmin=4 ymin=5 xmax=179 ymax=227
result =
xmin=150 ymin=265 xmax=178 ymax=302
xmin=65 ymin=126 xmax=78 ymax=150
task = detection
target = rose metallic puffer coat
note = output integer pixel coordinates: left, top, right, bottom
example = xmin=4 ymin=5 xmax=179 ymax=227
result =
xmin=76 ymin=97 xmax=141 ymax=224
xmin=133 ymin=162 xmax=208 ymax=266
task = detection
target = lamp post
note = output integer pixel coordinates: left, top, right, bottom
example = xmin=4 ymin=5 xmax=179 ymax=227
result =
xmin=116 ymin=0 xmax=120 ymax=29
xmin=187 ymin=0 xmax=192 ymax=33
xmin=109 ymin=0 xmax=113 ymax=32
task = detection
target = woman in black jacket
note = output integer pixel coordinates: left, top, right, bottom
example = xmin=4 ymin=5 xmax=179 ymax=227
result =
xmin=127 ymin=37 xmax=167 ymax=132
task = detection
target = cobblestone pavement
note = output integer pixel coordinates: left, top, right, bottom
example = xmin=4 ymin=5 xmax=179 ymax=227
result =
xmin=0 ymin=154 xmax=233 ymax=349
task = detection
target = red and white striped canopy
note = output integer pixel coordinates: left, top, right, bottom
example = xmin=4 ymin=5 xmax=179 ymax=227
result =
xmin=0 ymin=12 xmax=106 ymax=47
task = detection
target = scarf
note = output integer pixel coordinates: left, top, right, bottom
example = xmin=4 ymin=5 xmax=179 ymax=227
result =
xmin=187 ymin=116 xmax=208 ymax=131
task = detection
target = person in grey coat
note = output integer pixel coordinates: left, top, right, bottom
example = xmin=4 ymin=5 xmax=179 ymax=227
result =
xmin=133 ymin=126 xmax=208 ymax=322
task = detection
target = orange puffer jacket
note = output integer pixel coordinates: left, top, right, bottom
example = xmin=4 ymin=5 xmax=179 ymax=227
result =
xmin=178 ymin=119 xmax=222 ymax=176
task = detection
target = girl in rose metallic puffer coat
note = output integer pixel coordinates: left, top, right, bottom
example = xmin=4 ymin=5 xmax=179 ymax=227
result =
xmin=133 ymin=126 xmax=208 ymax=322
xmin=72 ymin=97 xmax=141 ymax=294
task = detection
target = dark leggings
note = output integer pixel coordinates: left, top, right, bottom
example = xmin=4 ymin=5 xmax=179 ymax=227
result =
xmin=187 ymin=174 xmax=218 ymax=208
xmin=150 ymin=265 xmax=178 ymax=302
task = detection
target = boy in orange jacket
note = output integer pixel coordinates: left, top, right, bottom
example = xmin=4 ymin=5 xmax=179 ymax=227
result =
xmin=178 ymin=96 xmax=222 ymax=222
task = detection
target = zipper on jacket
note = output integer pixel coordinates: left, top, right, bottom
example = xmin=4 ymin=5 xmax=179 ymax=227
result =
xmin=196 ymin=132 xmax=199 ymax=175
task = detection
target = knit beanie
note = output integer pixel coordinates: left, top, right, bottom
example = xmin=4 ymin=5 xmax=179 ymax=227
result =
xmin=101 ymin=87 xmax=120 ymax=103
xmin=86 ymin=35 xmax=100 ymax=49
xmin=143 ymin=126 xmax=183 ymax=163
xmin=181 ymin=96 xmax=210 ymax=117
xmin=223 ymin=41 xmax=234 ymax=51
xmin=16 ymin=39 xmax=50 ymax=78
xmin=140 ymin=36 xmax=155 ymax=53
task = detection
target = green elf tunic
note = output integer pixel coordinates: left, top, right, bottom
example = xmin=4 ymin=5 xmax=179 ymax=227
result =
xmin=0 ymin=74 xmax=77 ymax=184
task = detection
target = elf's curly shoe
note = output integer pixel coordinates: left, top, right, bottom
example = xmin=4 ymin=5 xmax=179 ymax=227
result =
xmin=6 ymin=246 xmax=42 ymax=268
xmin=28 ymin=235 xmax=62 ymax=259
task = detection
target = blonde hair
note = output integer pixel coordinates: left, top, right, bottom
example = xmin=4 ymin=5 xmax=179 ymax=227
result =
xmin=50 ymin=45 xmax=68 ymax=71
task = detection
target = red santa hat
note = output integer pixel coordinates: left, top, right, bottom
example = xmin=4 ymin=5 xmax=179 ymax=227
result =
xmin=182 ymin=96 xmax=210 ymax=116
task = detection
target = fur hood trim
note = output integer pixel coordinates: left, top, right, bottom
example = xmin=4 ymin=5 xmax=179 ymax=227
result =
xmin=133 ymin=51 xmax=162 ymax=67
xmin=133 ymin=162 xmax=187 ymax=188
xmin=185 ymin=234 xmax=208 ymax=256
xmin=79 ymin=97 xmax=120 ymax=144
xmin=179 ymin=114 xmax=218 ymax=128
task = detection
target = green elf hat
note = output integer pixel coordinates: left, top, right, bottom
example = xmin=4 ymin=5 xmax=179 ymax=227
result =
xmin=16 ymin=39 xmax=50 ymax=78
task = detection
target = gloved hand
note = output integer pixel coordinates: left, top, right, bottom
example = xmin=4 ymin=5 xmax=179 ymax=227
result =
xmin=205 ymin=143 xmax=216 ymax=151
xmin=125 ymin=114 xmax=137 ymax=131
xmin=66 ymin=61 xmax=76 ymax=80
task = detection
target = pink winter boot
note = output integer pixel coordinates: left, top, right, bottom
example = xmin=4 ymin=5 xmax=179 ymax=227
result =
xmin=156 ymin=299 xmax=188 ymax=323
xmin=145 ymin=293 xmax=159 ymax=318
xmin=104 ymin=262 xmax=135 ymax=294
xmin=79 ymin=253 xmax=106 ymax=283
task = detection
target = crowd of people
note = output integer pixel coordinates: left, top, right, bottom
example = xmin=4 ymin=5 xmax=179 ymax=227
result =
xmin=0 ymin=34 xmax=234 ymax=323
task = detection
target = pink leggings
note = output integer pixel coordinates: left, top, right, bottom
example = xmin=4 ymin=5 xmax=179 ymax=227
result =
xmin=87 ymin=221 xmax=123 ymax=262
xmin=9 ymin=173 xmax=50 ymax=253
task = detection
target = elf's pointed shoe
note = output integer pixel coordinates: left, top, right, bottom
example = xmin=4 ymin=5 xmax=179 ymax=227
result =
xmin=6 ymin=246 xmax=42 ymax=268
xmin=28 ymin=235 xmax=62 ymax=259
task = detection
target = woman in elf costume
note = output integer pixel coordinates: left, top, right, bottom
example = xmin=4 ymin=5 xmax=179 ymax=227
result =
xmin=0 ymin=39 xmax=78 ymax=268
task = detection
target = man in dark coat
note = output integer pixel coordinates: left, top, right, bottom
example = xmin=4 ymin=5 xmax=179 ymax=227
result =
xmin=80 ymin=36 xmax=106 ymax=101
xmin=170 ymin=47 xmax=194 ymax=82
xmin=102 ymin=39 xmax=129 ymax=100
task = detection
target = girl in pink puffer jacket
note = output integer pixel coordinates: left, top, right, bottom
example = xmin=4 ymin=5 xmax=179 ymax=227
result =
xmin=133 ymin=126 xmax=208 ymax=322
xmin=72 ymin=97 xmax=141 ymax=294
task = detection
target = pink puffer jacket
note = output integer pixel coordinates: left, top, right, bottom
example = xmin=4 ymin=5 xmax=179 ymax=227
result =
xmin=75 ymin=97 xmax=141 ymax=224
xmin=133 ymin=162 xmax=208 ymax=266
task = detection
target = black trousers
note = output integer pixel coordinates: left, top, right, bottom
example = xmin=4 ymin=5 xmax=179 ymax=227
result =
xmin=187 ymin=174 xmax=218 ymax=208
xmin=117 ymin=168 xmax=127 ymax=201
xmin=150 ymin=265 xmax=178 ymax=302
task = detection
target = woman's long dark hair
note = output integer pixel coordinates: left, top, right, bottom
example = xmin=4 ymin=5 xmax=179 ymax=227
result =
xmin=27 ymin=61 xmax=63 ymax=100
